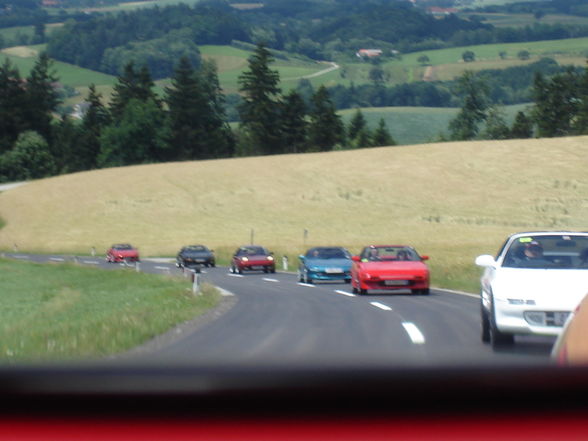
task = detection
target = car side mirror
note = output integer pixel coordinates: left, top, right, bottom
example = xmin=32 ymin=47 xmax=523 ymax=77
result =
xmin=299 ymin=255 xmax=305 ymax=261
xmin=351 ymin=256 xmax=361 ymax=262
xmin=421 ymin=255 xmax=429 ymax=261
xmin=475 ymin=254 xmax=496 ymax=267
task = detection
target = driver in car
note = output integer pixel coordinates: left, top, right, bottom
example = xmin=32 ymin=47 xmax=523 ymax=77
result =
xmin=515 ymin=240 xmax=551 ymax=268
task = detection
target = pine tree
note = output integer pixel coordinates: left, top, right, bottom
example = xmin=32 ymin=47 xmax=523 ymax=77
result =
xmin=510 ymin=111 xmax=533 ymax=139
xmin=165 ymin=57 xmax=234 ymax=160
xmin=308 ymin=85 xmax=344 ymax=151
xmin=348 ymin=109 xmax=367 ymax=141
xmin=237 ymin=43 xmax=283 ymax=155
xmin=25 ymin=52 xmax=60 ymax=143
xmin=448 ymin=71 xmax=489 ymax=141
xmin=110 ymin=62 xmax=159 ymax=120
xmin=281 ymin=90 xmax=308 ymax=153
xmin=0 ymin=59 xmax=27 ymax=154
xmin=77 ymin=84 xmax=110 ymax=171
xmin=372 ymin=118 xmax=395 ymax=146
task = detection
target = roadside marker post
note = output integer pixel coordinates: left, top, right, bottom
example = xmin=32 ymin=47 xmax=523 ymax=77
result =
xmin=282 ymin=255 xmax=288 ymax=271
xmin=192 ymin=270 xmax=201 ymax=295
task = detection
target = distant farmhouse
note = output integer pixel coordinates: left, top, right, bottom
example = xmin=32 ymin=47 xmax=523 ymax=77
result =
xmin=41 ymin=0 xmax=63 ymax=6
xmin=356 ymin=49 xmax=383 ymax=58
xmin=426 ymin=6 xmax=459 ymax=16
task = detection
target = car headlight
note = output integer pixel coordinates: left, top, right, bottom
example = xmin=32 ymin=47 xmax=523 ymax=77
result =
xmin=267 ymin=256 xmax=274 ymax=261
xmin=241 ymin=257 xmax=249 ymax=262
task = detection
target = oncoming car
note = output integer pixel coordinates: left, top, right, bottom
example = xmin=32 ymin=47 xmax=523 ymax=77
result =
xmin=231 ymin=245 xmax=275 ymax=274
xmin=106 ymin=243 xmax=139 ymax=263
xmin=475 ymin=231 xmax=588 ymax=348
xmin=350 ymin=245 xmax=430 ymax=295
xmin=298 ymin=246 xmax=352 ymax=284
xmin=176 ymin=245 xmax=215 ymax=269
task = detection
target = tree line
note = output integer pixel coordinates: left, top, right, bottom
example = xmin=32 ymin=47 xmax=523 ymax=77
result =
xmin=0 ymin=44 xmax=395 ymax=183
xmin=446 ymin=63 xmax=588 ymax=141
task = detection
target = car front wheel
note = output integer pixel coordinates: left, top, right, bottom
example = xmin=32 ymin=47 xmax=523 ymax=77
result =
xmin=489 ymin=300 xmax=514 ymax=348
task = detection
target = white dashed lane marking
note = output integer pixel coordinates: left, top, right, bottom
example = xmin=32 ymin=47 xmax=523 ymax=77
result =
xmin=263 ymin=278 xmax=280 ymax=283
xmin=334 ymin=290 xmax=355 ymax=297
xmin=370 ymin=302 xmax=393 ymax=311
xmin=402 ymin=322 xmax=426 ymax=345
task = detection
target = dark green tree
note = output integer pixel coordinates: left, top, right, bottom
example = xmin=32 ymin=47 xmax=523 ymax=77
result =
xmin=348 ymin=109 xmax=368 ymax=141
xmin=483 ymin=106 xmax=510 ymax=140
xmin=448 ymin=71 xmax=489 ymax=140
xmin=510 ymin=111 xmax=533 ymax=139
xmin=77 ymin=84 xmax=111 ymax=171
xmin=0 ymin=59 xmax=27 ymax=154
xmin=165 ymin=57 xmax=234 ymax=160
xmin=308 ymin=85 xmax=345 ymax=151
xmin=372 ymin=118 xmax=396 ymax=146
xmin=573 ymin=63 xmax=588 ymax=134
xmin=109 ymin=62 xmax=159 ymax=120
xmin=281 ymin=90 xmax=308 ymax=153
xmin=237 ymin=43 xmax=283 ymax=156
xmin=25 ymin=52 xmax=60 ymax=143
xmin=1 ymin=131 xmax=55 ymax=180
xmin=52 ymin=115 xmax=81 ymax=174
xmin=532 ymin=69 xmax=579 ymax=137
xmin=99 ymin=98 xmax=169 ymax=167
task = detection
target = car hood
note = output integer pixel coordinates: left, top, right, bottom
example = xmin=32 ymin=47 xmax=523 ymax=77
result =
xmin=304 ymin=258 xmax=351 ymax=269
xmin=113 ymin=249 xmax=137 ymax=256
xmin=359 ymin=261 xmax=428 ymax=272
xmin=493 ymin=268 xmax=588 ymax=309
xmin=181 ymin=251 xmax=211 ymax=258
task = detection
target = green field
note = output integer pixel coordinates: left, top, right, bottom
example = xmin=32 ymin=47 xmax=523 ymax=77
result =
xmin=0 ymin=258 xmax=220 ymax=363
xmin=1 ymin=136 xmax=587 ymax=293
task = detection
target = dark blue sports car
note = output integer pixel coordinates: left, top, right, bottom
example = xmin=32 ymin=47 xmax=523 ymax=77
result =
xmin=298 ymin=247 xmax=352 ymax=284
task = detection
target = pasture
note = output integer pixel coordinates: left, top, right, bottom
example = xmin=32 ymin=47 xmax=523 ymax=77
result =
xmin=1 ymin=136 xmax=587 ymax=293
xmin=0 ymin=258 xmax=219 ymax=362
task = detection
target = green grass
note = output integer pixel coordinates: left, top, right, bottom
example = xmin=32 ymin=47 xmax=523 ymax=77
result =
xmin=0 ymin=258 xmax=220 ymax=363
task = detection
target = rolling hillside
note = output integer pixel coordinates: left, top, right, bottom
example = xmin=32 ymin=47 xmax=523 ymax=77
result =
xmin=1 ymin=136 xmax=587 ymax=291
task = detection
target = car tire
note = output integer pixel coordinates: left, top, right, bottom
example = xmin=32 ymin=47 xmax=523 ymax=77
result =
xmin=481 ymin=305 xmax=490 ymax=343
xmin=352 ymin=285 xmax=358 ymax=294
xmin=304 ymin=273 xmax=313 ymax=284
xmin=489 ymin=300 xmax=514 ymax=348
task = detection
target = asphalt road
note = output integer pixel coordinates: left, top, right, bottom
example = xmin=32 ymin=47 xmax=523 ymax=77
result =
xmin=2 ymin=253 xmax=556 ymax=367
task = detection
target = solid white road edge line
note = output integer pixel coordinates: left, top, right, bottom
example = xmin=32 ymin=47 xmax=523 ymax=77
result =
xmin=370 ymin=301 xmax=393 ymax=311
xmin=50 ymin=257 xmax=65 ymax=262
xmin=402 ymin=322 xmax=426 ymax=345
xmin=82 ymin=260 xmax=100 ymax=265
xmin=435 ymin=288 xmax=479 ymax=299
xmin=335 ymin=290 xmax=355 ymax=297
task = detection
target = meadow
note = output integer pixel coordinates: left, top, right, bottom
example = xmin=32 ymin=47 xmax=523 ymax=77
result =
xmin=1 ymin=136 xmax=587 ymax=293
xmin=0 ymin=258 xmax=220 ymax=362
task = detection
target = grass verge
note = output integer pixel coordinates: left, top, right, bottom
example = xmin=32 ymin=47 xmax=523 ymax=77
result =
xmin=0 ymin=258 xmax=220 ymax=364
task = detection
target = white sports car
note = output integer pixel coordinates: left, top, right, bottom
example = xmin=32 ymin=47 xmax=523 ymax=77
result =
xmin=475 ymin=231 xmax=588 ymax=348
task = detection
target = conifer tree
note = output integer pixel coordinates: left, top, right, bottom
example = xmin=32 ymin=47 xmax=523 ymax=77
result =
xmin=281 ymin=90 xmax=308 ymax=153
xmin=0 ymin=59 xmax=27 ymax=154
xmin=238 ymin=43 xmax=283 ymax=155
xmin=308 ymin=85 xmax=344 ymax=151
xmin=25 ymin=52 xmax=60 ymax=143
xmin=373 ymin=118 xmax=395 ymax=146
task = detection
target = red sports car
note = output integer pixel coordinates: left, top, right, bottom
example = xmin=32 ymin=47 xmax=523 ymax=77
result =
xmin=351 ymin=245 xmax=430 ymax=295
xmin=106 ymin=243 xmax=140 ymax=263
xmin=231 ymin=245 xmax=275 ymax=274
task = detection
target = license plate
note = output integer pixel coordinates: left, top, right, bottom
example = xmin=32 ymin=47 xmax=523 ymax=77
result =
xmin=554 ymin=312 xmax=570 ymax=326
xmin=251 ymin=266 xmax=263 ymax=270
xmin=384 ymin=280 xmax=409 ymax=286
xmin=325 ymin=268 xmax=343 ymax=274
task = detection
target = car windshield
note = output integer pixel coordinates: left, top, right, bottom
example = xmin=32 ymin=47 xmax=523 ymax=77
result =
xmin=360 ymin=246 xmax=419 ymax=261
xmin=113 ymin=244 xmax=133 ymax=250
xmin=185 ymin=246 xmax=207 ymax=252
xmin=306 ymin=247 xmax=349 ymax=259
xmin=238 ymin=246 xmax=266 ymax=256
xmin=502 ymin=235 xmax=588 ymax=269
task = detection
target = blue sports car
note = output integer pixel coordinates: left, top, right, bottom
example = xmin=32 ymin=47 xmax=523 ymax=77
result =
xmin=298 ymin=247 xmax=353 ymax=284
